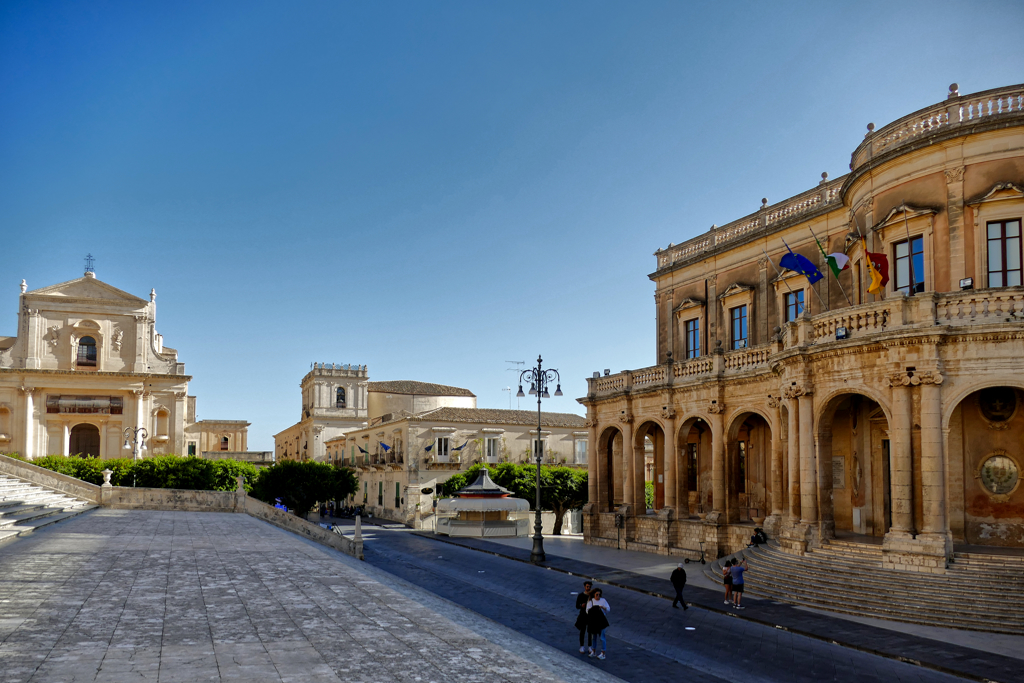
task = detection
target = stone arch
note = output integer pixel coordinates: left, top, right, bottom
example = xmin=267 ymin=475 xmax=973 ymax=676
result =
xmin=815 ymin=391 xmax=892 ymax=538
xmin=725 ymin=409 xmax=774 ymax=524
xmin=945 ymin=384 xmax=1024 ymax=547
xmin=677 ymin=414 xmax=711 ymax=516
xmin=597 ymin=426 xmax=623 ymax=512
xmin=69 ymin=423 xmax=100 ymax=457
xmin=634 ymin=420 xmax=667 ymax=511
xmin=942 ymin=377 xmax=1024 ymax=432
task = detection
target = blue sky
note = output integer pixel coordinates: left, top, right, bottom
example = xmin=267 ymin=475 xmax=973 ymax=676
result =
xmin=2 ymin=1 xmax=1022 ymax=450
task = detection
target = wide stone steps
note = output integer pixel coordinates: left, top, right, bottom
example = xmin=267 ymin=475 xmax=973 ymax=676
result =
xmin=0 ymin=474 xmax=97 ymax=545
xmin=703 ymin=542 xmax=1024 ymax=635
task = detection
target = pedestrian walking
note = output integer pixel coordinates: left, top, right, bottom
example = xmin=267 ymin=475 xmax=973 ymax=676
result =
xmin=670 ymin=563 xmax=688 ymax=609
xmin=730 ymin=557 xmax=748 ymax=609
xmin=574 ymin=581 xmax=593 ymax=653
xmin=722 ymin=558 xmax=734 ymax=604
xmin=586 ymin=588 xmax=610 ymax=660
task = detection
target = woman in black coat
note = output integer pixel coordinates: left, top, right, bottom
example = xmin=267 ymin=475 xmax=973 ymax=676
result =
xmin=586 ymin=588 xmax=610 ymax=660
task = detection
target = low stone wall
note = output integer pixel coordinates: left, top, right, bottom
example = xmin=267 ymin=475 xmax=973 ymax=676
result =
xmin=102 ymin=486 xmax=242 ymax=512
xmin=584 ymin=509 xmax=753 ymax=559
xmin=0 ymin=454 xmax=101 ymax=503
xmin=245 ymin=497 xmax=363 ymax=560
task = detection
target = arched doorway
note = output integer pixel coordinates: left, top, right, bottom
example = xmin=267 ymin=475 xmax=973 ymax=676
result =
xmin=635 ymin=421 xmax=665 ymax=512
xmin=947 ymin=386 xmax=1024 ymax=547
xmin=597 ymin=427 xmax=622 ymax=512
xmin=817 ymin=393 xmax=891 ymax=537
xmin=726 ymin=411 xmax=773 ymax=524
xmin=677 ymin=417 xmax=710 ymax=516
xmin=69 ymin=424 xmax=100 ymax=457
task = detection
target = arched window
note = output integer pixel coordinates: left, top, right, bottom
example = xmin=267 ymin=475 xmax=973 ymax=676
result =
xmin=336 ymin=387 xmax=346 ymax=408
xmin=220 ymin=436 xmax=229 ymax=451
xmin=77 ymin=336 xmax=97 ymax=367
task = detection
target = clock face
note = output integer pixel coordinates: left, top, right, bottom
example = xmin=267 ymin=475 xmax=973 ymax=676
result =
xmin=980 ymin=455 xmax=1018 ymax=496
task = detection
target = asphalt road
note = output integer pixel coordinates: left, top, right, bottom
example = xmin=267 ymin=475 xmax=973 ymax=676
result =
xmin=360 ymin=527 xmax=971 ymax=683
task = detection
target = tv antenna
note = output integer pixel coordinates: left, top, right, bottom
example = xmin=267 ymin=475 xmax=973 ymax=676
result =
xmin=505 ymin=361 xmax=524 ymax=408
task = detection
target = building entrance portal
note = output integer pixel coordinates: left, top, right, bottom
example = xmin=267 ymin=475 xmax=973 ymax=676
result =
xmin=69 ymin=424 xmax=100 ymax=457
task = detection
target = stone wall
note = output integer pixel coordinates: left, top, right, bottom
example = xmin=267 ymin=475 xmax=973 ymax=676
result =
xmin=244 ymin=497 xmax=363 ymax=560
xmin=101 ymin=486 xmax=242 ymax=512
xmin=583 ymin=508 xmax=752 ymax=559
xmin=0 ymin=454 xmax=100 ymax=503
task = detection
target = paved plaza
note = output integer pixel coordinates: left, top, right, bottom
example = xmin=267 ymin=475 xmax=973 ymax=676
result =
xmin=0 ymin=509 xmax=621 ymax=683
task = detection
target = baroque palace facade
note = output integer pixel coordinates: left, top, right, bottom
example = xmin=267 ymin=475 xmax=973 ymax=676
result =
xmin=579 ymin=83 xmax=1024 ymax=573
xmin=0 ymin=271 xmax=252 ymax=460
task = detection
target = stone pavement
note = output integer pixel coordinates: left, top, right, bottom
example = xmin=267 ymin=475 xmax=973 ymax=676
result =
xmin=0 ymin=508 xmax=623 ymax=683
xmin=376 ymin=526 xmax=1019 ymax=683
xmin=347 ymin=522 xmax=988 ymax=683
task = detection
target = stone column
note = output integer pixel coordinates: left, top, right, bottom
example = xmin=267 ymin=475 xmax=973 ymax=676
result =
xmin=786 ymin=396 xmax=801 ymax=522
xmin=62 ymin=422 xmax=70 ymax=456
xmin=888 ymin=373 xmax=914 ymax=534
xmin=621 ymin=417 xmax=635 ymax=510
xmin=586 ymin=417 xmax=599 ymax=510
xmin=21 ymin=388 xmax=35 ymax=460
xmin=664 ymin=412 xmax=677 ymax=511
xmin=945 ymin=166 xmax=966 ymax=286
xmin=798 ymin=391 xmax=817 ymax=525
xmin=709 ymin=403 xmax=725 ymax=517
xmin=919 ymin=371 xmax=947 ymax=537
xmin=766 ymin=396 xmax=784 ymax=535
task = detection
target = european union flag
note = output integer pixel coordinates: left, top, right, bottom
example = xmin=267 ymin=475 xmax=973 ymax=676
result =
xmin=357 ymin=445 xmax=368 ymax=454
xmin=780 ymin=241 xmax=824 ymax=284
xmin=452 ymin=441 xmax=469 ymax=451
xmin=424 ymin=443 xmax=433 ymax=452
xmin=379 ymin=442 xmax=391 ymax=452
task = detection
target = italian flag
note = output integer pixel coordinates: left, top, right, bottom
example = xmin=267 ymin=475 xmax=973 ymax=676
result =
xmin=814 ymin=235 xmax=850 ymax=278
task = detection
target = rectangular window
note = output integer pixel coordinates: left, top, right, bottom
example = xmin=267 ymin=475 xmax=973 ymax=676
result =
xmin=377 ymin=481 xmax=383 ymax=506
xmin=987 ymin=219 xmax=1022 ymax=288
xmin=730 ymin=305 xmax=748 ymax=349
xmin=187 ymin=442 xmax=197 ymax=456
xmin=574 ymin=440 xmax=588 ymax=464
xmin=436 ymin=437 xmax=450 ymax=461
xmin=395 ymin=482 xmax=401 ymax=508
xmin=784 ymin=290 xmax=805 ymax=322
xmin=485 ymin=437 xmax=500 ymax=462
xmin=894 ymin=236 xmax=925 ymax=293
xmin=687 ymin=443 xmax=698 ymax=492
xmin=684 ymin=318 xmax=700 ymax=359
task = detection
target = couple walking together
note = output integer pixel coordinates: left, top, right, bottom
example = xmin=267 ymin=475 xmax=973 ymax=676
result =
xmin=574 ymin=581 xmax=610 ymax=660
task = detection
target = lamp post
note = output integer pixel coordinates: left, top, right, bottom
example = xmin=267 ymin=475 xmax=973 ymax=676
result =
xmin=517 ymin=355 xmax=563 ymax=563
xmin=122 ymin=426 xmax=148 ymax=487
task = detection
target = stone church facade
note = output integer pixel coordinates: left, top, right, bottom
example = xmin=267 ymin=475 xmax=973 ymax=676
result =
xmin=579 ymin=83 xmax=1024 ymax=572
xmin=0 ymin=271 xmax=251 ymax=459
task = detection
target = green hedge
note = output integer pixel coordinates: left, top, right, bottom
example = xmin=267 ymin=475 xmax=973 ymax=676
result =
xmin=16 ymin=454 xmax=260 ymax=492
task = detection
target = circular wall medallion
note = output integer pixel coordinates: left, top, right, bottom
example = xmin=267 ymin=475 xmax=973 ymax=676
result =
xmin=979 ymin=387 xmax=1017 ymax=423
xmin=980 ymin=454 xmax=1019 ymax=496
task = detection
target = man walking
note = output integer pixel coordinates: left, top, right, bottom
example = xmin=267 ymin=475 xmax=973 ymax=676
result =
xmin=670 ymin=563 xmax=688 ymax=610
xmin=574 ymin=581 xmax=593 ymax=652
xmin=730 ymin=557 xmax=748 ymax=609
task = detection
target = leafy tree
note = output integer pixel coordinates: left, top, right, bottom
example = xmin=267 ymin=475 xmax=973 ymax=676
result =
xmin=250 ymin=461 xmax=358 ymax=518
xmin=543 ymin=466 xmax=588 ymax=535
xmin=645 ymin=481 xmax=655 ymax=511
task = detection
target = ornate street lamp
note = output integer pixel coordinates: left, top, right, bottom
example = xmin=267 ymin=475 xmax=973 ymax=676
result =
xmin=122 ymin=426 xmax=148 ymax=487
xmin=516 ymin=355 xmax=563 ymax=563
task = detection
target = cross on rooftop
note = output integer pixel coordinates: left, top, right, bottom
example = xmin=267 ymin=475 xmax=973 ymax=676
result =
xmin=84 ymin=253 xmax=95 ymax=273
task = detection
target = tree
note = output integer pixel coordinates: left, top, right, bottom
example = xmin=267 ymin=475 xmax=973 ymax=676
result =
xmin=251 ymin=461 xmax=358 ymax=518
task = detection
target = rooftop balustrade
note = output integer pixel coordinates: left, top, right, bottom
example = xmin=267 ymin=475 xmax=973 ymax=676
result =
xmin=587 ymin=287 xmax=1024 ymax=399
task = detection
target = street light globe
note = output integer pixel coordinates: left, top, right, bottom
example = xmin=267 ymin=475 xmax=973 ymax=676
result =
xmin=516 ymin=385 xmax=525 ymax=398
xmin=554 ymin=384 xmax=563 ymax=396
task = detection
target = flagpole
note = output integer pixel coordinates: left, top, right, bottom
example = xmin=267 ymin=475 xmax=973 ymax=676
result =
xmin=781 ymin=237 xmax=830 ymax=312
xmin=902 ymin=201 xmax=917 ymax=296
xmin=808 ymin=225 xmax=854 ymax=306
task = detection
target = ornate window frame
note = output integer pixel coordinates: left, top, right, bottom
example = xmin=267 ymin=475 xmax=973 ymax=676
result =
xmin=772 ymin=271 xmax=806 ymax=325
xmin=871 ymin=204 xmax=937 ymax=296
xmin=719 ymin=283 xmax=755 ymax=349
xmin=673 ymin=298 xmax=705 ymax=358
xmin=967 ymin=183 xmax=1024 ymax=289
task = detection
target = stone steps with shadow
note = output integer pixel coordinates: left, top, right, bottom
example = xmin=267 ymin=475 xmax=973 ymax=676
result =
xmin=0 ymin=474 xmax=98 ymax=544
xmin=703 ymin=540 xmax=1024 ymax=635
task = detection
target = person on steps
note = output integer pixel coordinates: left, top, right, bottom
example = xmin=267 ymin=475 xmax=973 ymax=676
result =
xmin=587 ymin=588 xmax=610 ymax=660
xmin=723 ymin=558 xmax=734 ymax=604
xmin=670 ymin=564 xmax=688 ymax=610
xmin=730 ymin=557 xmax=748 ymax=609
xmin=575 ymin=581 xmax=593 ymax=653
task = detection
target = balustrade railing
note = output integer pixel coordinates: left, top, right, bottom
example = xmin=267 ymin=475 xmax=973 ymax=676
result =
xmin=674 ymin=356 xmax=713 ymax=378
xmin=812 ymin=299 xmax=892 ymax=341
xmin=936 ymin=289 xmax=1024 ymax=323
xmin=852 ymin=84 xmax=1024 ymax=169
xmin=632 ymin=366 xmax=666 ymax=386
xmin=723 ymin=344 xmax=772 ymax=370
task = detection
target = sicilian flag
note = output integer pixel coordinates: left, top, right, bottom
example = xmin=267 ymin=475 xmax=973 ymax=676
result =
xmin=861 ymin=236 xmax=890 ymax=294
xmin=452 ymin=441 xmax=469 ymax=451
xmin=379 ymin=442 xmax=391 ymax=452
xmin=779 ymin=239 xmax=824 ymax=284
xmin=812 ymin=233 xmax=850 ymax=278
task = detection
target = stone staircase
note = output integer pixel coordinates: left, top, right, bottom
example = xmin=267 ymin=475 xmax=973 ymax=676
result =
xmin=703 ymin=538 xmax=1024 ymax=635
xmin=0 ymin=473 xmax=98 ymax=544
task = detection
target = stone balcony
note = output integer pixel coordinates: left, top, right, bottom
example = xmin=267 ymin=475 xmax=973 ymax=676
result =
xmin=586 ymin=286 xmax=1024 ymax=399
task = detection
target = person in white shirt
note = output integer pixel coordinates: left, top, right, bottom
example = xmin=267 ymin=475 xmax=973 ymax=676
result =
xmin=586 ymin=588 xmax=611 ymax=660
